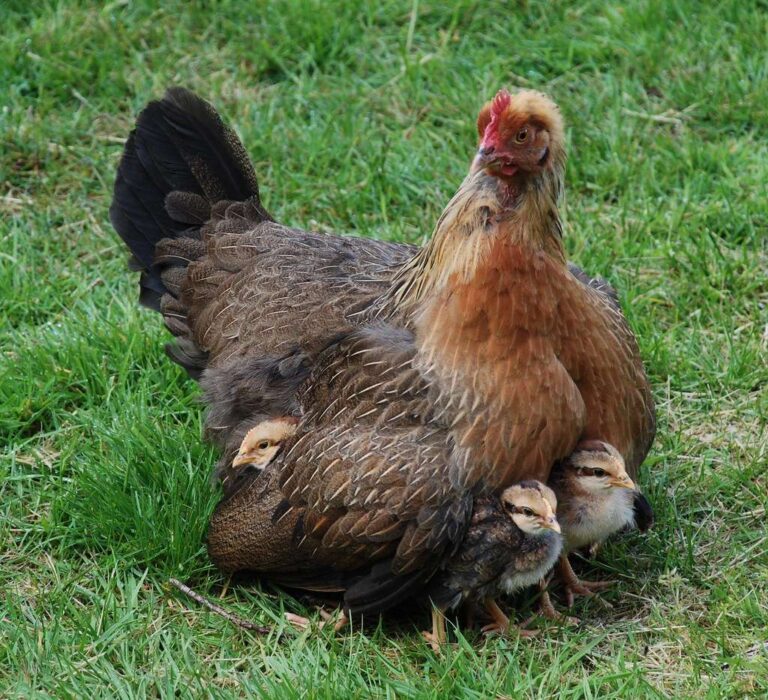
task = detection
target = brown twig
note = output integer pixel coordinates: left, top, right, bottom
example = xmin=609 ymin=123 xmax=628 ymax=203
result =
xmin=168 ymin=578 xmax=271 ymax=634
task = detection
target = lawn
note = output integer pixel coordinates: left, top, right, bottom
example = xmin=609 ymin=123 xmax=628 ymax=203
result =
xmin=1 ymin=0 xmax=766 ymax=697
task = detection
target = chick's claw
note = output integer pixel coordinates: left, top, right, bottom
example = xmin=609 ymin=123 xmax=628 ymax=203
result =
xmin=481 ymin=621 xmax=539 ymax=638
xmin=558 ymin=555 xmax=614 ymax=608
xmin=421 ymin=630 xmax=444 ymax=653
xmin=284 ymin=612 xmax=312 ymax=630
xmin=564 ymin=579 xmax=614 ymax=608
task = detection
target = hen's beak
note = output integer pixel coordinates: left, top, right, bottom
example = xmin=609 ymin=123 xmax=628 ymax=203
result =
xmin=474 ymin=146 xmax=518 ymax=177
xmin=609 ymin=474 xmax=636 ymax=490
xmin=476 ymin=145 xmax=496 ymax=164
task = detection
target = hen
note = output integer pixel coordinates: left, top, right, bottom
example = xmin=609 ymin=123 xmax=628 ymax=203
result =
xmin=110 ymin=88 xmax=656 ymax=616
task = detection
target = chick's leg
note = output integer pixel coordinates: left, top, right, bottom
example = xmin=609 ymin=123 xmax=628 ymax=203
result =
xmin=558 ymin=555 xmax=613 ymax=607
xmin=481 ymin=598 xmax=538 ymax=638
xmin=528 ymin=578 xmax=579 ymax=625
xmin=421 ymin=606 xmax=448 ymax=652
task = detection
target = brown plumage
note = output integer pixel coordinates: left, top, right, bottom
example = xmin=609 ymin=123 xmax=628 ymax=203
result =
xmin=110 ymin=88 xmax=656 ymax=616
xmin=206 ymin=325 xmax=475 ymax=611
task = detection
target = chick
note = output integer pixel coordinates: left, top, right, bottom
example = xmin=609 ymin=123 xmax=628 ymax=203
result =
xmin=546 ymin=440 xmax=651 ymax=608
xmin=423 ymin=481 xmax=562 ymax=650
xmin=231 ymin=417 xmax=298 ymax=471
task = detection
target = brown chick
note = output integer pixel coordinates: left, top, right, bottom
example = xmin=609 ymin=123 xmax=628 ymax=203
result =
xmin=423 ymin=482 xmax=562 ymax=651
xmin=231 ymin=417 xmax=298 ymax=471
xmin=546 ymin=440 xmax=649 ymax=608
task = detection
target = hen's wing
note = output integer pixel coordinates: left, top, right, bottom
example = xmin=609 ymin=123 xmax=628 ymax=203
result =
xmin=207 ymin=325 xmax=475 ymax=614
xmin=565 ymin=264 xmax=656 ymax=475
xmin=567 ymin=262 xmax=621 ymax=312
xmin=177 ymin=208 xmax=412 ymax=368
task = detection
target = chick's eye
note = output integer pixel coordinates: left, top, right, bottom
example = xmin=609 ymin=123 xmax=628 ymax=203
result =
xmin=257 ymin=441 xmax=270 ymax=450
xmin=522 ymin=507 xmax=534 ymax=517
xmin=515 ymin=128 xmax=529 ymax=143
xmin=593 ymin=469 xmax=606 ymax=478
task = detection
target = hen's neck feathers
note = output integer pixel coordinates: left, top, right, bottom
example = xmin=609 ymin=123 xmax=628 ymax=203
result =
xmin=383 ymin=163 xmax=566 ymax=318
xmin=375 ymin=160 xmax=571 ymax=487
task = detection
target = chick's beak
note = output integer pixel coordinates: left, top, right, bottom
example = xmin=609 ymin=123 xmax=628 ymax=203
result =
xmin=539 ymin=502 xmax=561 ymax=533
xmin=541 ymin=515 xmax=561 ymax=534
xmin=609 ymin=474 xmax=636 ymax=490
xmin=232 ymin=452 xmax=258 ymax=468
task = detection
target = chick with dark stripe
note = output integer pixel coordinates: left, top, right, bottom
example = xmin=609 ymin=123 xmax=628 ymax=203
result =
xmin=545 ymin=440 xmax=653 ymax=610
xmin=423 ymin=482 xmax=562 ymax=649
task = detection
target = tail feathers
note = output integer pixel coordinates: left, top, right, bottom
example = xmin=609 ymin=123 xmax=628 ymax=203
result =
xmin=111 ymin=130 xmax=195 ymax=272
xmin=165 ymin=191 xmax=211 ymax=225
xmin=152 ymin=87 xmax=261 ymax=203
xmin=110 ymin=86 xmax=270 ymax=299
xmin=165 ymin=338 xmax=209 ymax=380
xmin=343 ymin=559 xmax=435 ymax=616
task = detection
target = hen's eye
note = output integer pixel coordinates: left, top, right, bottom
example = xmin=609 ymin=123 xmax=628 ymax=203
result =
xmin=593 ymin=469 xmax=606 ymax=478
xmin=515 ymin=128 xmax=529 ymax=143
xmin=522 ymin=507 xmax=535 ymax=517
xmin=257 ymin=440 xmax=270 ymax=450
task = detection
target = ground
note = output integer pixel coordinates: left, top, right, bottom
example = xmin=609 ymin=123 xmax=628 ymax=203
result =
xmin=1 ymin=1 xmax=766 ymax=697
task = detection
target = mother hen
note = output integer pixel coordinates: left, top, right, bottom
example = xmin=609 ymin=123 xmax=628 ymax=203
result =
xmin=110 ymin=88 xmax=655 ymax=613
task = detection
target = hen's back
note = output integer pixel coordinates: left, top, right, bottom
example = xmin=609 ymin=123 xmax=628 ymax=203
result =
xmin=110 ymin=87 xmax=414 ymax=377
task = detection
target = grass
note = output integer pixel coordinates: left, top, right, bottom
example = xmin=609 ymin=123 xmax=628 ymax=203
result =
xmin=1 ymin=0 xmax=766 ymax=696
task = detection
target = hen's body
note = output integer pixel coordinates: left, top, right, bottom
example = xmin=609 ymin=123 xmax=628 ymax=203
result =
xmin=206 ymin=325 xmax=474 ymax=612
xmin=110 ymin=88 xmax=655 ymax=615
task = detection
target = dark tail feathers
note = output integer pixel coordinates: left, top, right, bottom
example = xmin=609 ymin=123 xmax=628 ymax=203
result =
xmin=632 ymin=492 xmax=655 ymax=532
xmin=109 ymin=87 xmax=271 ymax=312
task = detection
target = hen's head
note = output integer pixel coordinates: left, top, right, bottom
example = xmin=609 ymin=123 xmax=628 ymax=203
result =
xmin=232 ymin=417 xmax=299 ymax=470
xmin=474 ymin=89 xmax=565 ymax=182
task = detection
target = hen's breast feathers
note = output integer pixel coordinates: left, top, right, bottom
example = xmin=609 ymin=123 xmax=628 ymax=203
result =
xmin=412 ymin=238 xmax=654 ymax=486
xmin=415 ymin=241 xmax=586 ymax=489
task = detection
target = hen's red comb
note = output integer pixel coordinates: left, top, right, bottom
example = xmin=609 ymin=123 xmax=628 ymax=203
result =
xmin=491 ymin=89 xmax=512 ymax=117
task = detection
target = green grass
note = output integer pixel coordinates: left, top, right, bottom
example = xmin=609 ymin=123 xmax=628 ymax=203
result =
xmin=1 ymin=0 xmax=766 ymax=696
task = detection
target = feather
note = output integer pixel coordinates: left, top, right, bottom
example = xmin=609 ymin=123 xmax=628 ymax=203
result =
xmin=632 ymin=492 xmax=655 ymax=532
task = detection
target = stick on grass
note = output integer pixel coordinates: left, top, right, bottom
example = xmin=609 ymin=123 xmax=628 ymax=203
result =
xmin=168 ymin=578 xmax=271 ymax=634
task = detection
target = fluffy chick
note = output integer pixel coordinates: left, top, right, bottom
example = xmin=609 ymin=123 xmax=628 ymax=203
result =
xmin=232 ymin=417 xmax=298 ymax=471
xmin=423 ymin=481 xmax=562 ymax=650
xmin=546 ymin=440 xmax=650 ymax=608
